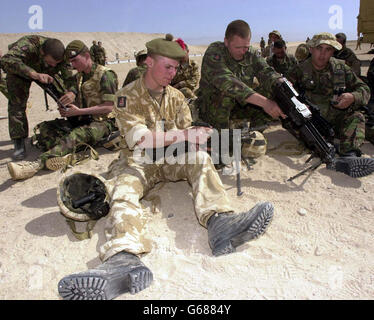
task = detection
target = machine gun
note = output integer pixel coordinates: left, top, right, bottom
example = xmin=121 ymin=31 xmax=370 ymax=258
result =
xmin=273 ymin=77 xmax=337 ymax=181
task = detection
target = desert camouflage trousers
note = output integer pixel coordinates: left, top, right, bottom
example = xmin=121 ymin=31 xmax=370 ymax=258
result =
xmin=99 ymin=148 xmax=234 ymax=261
xmin=32 ymin=118 xmax=116 ymax=164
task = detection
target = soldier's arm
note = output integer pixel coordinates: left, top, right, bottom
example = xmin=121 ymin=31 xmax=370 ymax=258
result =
xmin=0 ymin=41 xmax=39 ymax=79
xmin=344 ymin=64 xmax=370 ymax=109
xmin=181 ymin=61 xmax=200 ymax=90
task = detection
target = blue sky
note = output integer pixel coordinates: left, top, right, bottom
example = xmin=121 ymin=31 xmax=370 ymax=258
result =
xmin=0 ymin=0 xmax=361 ymax=44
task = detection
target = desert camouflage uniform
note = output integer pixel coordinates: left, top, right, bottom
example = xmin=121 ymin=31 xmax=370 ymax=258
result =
xmin=0 ymin=35 xmax=76 ymax=140
xmin=33 ymin=64 xmax=118 ymax=164
xmin=99 ymin=76 xmax=233 ymax=260
xmin=171 ymin=59 xmax=200 ymax=99
xmin=122 ymin=64 xmax=147 ymax=88
xmin=266 ymin=53 xmax=298 ymax=79
xmin=288 ymin=57 xmax=370 ymax=154
xmin=334 ymin=46 xmax=361 ymax=77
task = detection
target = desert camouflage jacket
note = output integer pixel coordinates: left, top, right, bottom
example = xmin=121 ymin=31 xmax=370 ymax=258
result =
xmin=114 ymin=76 xmax=192 ymax=150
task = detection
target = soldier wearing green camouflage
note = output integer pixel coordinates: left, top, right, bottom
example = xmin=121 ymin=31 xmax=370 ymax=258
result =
xmin=171 ymin=38 xmax=200 ymax=99
xmin=266 ymin=39 xmax=298 ymax=79
xmin=196 ymin=20 xmax=285 ymax=132
xmin=89 ymin=40 xmax=99 ymax=64
xmin=334 ymin=33 xmax=362 ymax=77
xmin=287 ymin=32 xmax=370 ymax=156
xmin=96 ymin=41 xmax=106 ymax=66
xmin=365 ymin=57 xmax=374 ymax=144
xmin=7 ymin=40 xmax=119 ymax=181
xmin=0 ymin=35 xmax=77 ymax=159
xmin=122 ymin=49 xmax=147 ymax=87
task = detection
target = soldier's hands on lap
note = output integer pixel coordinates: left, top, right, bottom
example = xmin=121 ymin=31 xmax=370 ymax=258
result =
xmin=59 ymin=104 xmax=80 ymax=117
xmin=335 ymin=93 xmax=355 ymax=109
xmin=186 ymin=126 xmax=213 ymax=145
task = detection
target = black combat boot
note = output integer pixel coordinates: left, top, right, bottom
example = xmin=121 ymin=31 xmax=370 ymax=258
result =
xmin=331 ymin=150 xmax=374 ymax=178
xmin=12 ymin=138 xmax=26 ymax=160
xmin=58 ymin=251 xmax=153 ymax=300
xmin=207 ymin=202 xmax=274 ymax=257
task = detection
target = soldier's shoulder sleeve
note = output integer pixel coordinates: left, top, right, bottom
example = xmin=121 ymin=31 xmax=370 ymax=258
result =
xmin=343 ymin=62 xmax=370 ymax=107
xmin=100 ymin=69 xmax=119 ymax=101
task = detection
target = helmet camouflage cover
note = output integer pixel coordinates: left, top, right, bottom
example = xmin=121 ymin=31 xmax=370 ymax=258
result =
xmin=57 ymin=170 xmax=110 ymax=222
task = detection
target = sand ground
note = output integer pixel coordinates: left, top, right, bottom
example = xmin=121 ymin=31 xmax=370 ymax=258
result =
xmin=0 ymin=33 xmax=373 ymax=300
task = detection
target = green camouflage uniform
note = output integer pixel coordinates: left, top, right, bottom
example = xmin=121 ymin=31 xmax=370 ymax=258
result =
xmin=196 ymin=41 xmax=282 ymax=130
xmin=0 ymin=35 xmax=76 ymax=140
xmin=287 ymin=57 xmax=370 ymax=154
xmin=266 ymin=53 xmax=298 ymax=79
xmin=99 ymin=76 xmax=233 ymax=260
xmin=0 ymin=69 xmax=9 ymax=99
xmin=89 ymin=44 xmax=99 ymax=64
xmin=365 ymin=57 xmax=374 ymax=144
xmin=33 ymin=63 xmax=118 ymax=164
xmin=334 ymin=46 xmax=361 ymax=77
xmin=122 ymin=64 xmax=147 ymax=88
xmin=170 ymin=59 xmax=200 ymax=99
xmin=96 ymin=45 xmax=106 ymax=66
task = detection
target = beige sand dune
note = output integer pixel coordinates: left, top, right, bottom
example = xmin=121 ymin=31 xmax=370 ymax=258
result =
xmin=0 ymin=32 xmax=373 ymax=300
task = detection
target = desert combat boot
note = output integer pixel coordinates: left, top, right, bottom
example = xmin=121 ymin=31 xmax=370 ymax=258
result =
xmin=207 ymin=201 xmax=274 ymax=256
xmin=7 ymin=160 xmax=43 ymax=180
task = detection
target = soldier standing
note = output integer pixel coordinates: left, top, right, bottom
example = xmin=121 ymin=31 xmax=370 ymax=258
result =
xmin=96 ymin=41 xmax=107 ymax=66
xmin=7 ymin=40 xmax=119 ymax=180
xmin=57 ymin=34 xmax=275 ymax=300
xmin=89 ymin=40 xmax=99 ymax=64
xmin=260 ymin=37 xmax=266 ymax=56
xmin=0 ymin=35 xmax=76 ymax=160
xmin=263 ymin=30 xmax=282 ymax=58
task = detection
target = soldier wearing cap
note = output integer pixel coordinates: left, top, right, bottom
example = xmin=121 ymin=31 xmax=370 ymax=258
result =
xmin=96 ymin=41 xmax=107 ymax=66
xmin=89 ymin=40 xmax=99 ymax=64
xmin=263 ymin=30 xmax=283 ymax=58
xmin=0 ymin=35 xmax=76 ymax=160
xmin=288 ymin=32 xmax=370 ymax=157
xmin=334 ymin=33 xmax=362 ymax=77
xmin=7 ymin=40 xmax=119 ymax=181
xmin=266 ymin=39 xmax=298 ymax=79
xmin=57 ymin=33 xmax=275 ymax=300
xmin=295 ymin=43 xmax=311 ymax=63
xmin=122 ymin=48 xmax=148 ymax=87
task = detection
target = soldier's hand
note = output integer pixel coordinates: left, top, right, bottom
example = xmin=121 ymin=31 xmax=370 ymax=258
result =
xmin=186 ymin=126 xmax=213 ymax=145
xmin=59 ymin=104 xmax=80 ymax=117
xmin=29 ymin=71 xmax=53 ymax=84
xmin=59 ymin=92 xmax=76 ymax=106
xmin=263 ymin=100 xmax=286 ymax=119
xmin=335 ymin=93 xmax=355 ymax=109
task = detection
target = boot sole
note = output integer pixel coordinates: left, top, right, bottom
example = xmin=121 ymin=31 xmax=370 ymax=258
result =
xmin=45 ymin=154 xmax=72 ymax=171
xmin=335 ymin=157 xmax=374 ymax=178
xmin=212 ymin=203 xmax=274 ymax=256
xmin=58 ymin=266 xmax=153 ymax=300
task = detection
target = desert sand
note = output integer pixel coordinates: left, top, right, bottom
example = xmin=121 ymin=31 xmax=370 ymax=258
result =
xmin=0 ymin=33 xmax=373 ymax=300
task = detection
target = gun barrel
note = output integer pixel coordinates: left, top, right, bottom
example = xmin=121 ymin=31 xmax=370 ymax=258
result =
xmin=72 ymin=193 xmax=97 ymax=209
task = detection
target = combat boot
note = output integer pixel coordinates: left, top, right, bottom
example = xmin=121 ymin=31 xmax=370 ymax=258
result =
xmin=12 ymin=138 xmax=26 ymax=160
xmin=330 ymin=156 xmax=374 ymax=178
xmin=45 ymin=154 xmax=73 ymax=171
xmin=7 ymin=160 xmax=43 ymax=180
xmin=58 ymin=251 xmax=153 ymax=300
xmin=207 ymin=201 xmax=274 ymax=257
